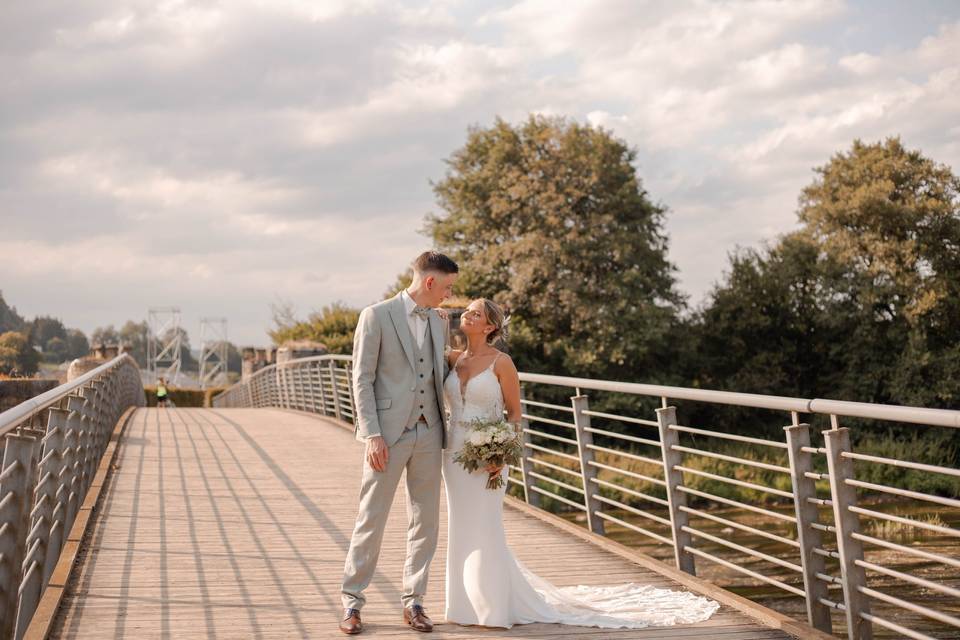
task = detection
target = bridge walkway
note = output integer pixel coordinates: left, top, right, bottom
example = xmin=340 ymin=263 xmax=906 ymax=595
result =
xmin=48 ymin=408 xmax=807 ymax=639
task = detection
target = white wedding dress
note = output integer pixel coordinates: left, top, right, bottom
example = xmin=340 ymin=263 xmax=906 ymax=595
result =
xmin=441 ymin=357 xmax=721 ymax=629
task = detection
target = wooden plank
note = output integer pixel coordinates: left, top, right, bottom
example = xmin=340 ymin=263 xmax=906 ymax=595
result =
xmin=45 ymin=408 xmax=807 ymax=639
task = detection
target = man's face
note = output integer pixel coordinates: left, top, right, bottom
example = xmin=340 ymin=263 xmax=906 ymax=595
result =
xmin=424 ymin=272 xmax=458 ymax=307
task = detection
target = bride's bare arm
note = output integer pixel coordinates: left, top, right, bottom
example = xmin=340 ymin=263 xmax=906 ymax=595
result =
xmin=495 ymin=354 xmax=522 ymax=424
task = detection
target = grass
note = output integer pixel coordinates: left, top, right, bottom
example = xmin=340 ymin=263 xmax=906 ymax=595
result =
xmin=865 ymin=513 xmax=948 ymax=541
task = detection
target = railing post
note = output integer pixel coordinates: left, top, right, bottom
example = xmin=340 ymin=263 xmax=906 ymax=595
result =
xmin=329 ymin=361 xmax=343 ymax=422
xmin=0 ymin=429 xmax=39 ymax=640
xmin=517 ymin=388 xmax=539 ymax=508
xmin=571 ymin=395 xmax=604 ymax=535
xmin=785 ymin=423 xmax=833 ymax=633
xmin=656 ymin=405 xmax=695 ymax=575
xmin=824 ymin=426 xmax=872 ymax=640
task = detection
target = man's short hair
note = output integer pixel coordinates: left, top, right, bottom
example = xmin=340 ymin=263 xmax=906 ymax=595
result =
xmin=412 ymin=251 xmax=459 ymax=275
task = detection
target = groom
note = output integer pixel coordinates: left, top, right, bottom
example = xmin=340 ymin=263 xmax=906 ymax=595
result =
xmin=339 ymin=251 xmax=459 ymax=635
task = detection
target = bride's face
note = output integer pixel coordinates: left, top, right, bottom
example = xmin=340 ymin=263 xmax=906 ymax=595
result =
xmin=460 ymin=301 xmax=493 ymax=341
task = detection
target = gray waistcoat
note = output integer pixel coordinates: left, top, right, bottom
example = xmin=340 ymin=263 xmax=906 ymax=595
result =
xmin=405 ymin=324 xmax=442 ymax=430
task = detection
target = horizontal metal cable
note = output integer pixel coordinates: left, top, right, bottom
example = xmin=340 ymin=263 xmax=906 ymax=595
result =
xmin=844 ymin=478 xmax=960 ymax=509
xmin=593 ymin=510 xmax=673 ymax=545
xmin=813 ymin=547 xmax=840 ymax=560
xmin=818 ymin=597 xmax=846 ymax=611
xmin=528 ymin=471 xmax=585 ymax=495
xmin=583 ymin=426 xmax=660 ymax=448
xmin=523 ymin=428 xmax=579 ymax=447
xmin=683 ymin=546 xmax=806 ymax=596
xmin=522 ymin=413 xmax=577 ymax=430
xmin=859 ymin=612 xmax=935 ymax=640
xmin=668 ymin=424 xmax=788 ymax=449
xmin=521 ymin=399 xmax=574 ymax=413
xmin=591 ymin=493 xmax=672 ymax=526
xmin=815 ymin=572 xmax=842 ymax=585
xmin=528 ymin=485 xmax=587 ymax=511
xmin=586 ymin=444 xmax=662 ymax=467
xmin=673 ymin=464 xmax=794 ymax=499
xmin=840 ymin=451 xmax=960 ymax=478
xmin=669 ymin=445 xmax=791 ymax=474
xmin=523 ymin=442 xmax=580 ymax=462
xmin=589 ymin=477 xmax=670 ymax=506
xmin=858 ymin=585 xmax=960 ymax=629
xmin=848 ymin=505 xmax=960 ymax=538
xmin=678 ymin=505 xmax=800 ymax=548
xmin=581 ymin=410 xmax=658 ymax=427
xmin=855 ymin=559 xmax=960 ymax=599
xmin=681 ymin=525 xmax=803 ymax=573
xmin=526 ymin=456 xmax=583 ymax=479
xmin=587 ymin=460 xmax=666 ymax=486
xmin=851 ymin=531 xmax=960 ymax=570
xmin=676 ymin=486 xmax=798 ymax=523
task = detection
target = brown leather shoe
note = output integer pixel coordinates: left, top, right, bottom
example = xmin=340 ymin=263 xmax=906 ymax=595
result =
xmin=339 ymin=608 xmax=362 ymax=635
xmin=402 ymin=604 xmax=433 ymax=632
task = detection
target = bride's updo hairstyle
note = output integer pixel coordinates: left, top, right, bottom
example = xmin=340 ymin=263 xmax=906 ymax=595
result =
xmin=478 ymin=298 xmax=509 ymax=346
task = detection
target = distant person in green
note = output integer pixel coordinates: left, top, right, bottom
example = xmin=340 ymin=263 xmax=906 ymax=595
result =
xmin=156 ymin=378 xmax=169 ymax=407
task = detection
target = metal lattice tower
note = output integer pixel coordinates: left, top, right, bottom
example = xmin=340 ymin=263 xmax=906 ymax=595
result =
xmin=198 ymin=317 xmax=229 ymax=389
xmin=147 ymin=307 xmax=182 ymax=386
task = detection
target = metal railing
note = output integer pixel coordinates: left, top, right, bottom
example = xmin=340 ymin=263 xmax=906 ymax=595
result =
xmin=213 ymin=355 xmax=960 ymax=640
xmin=0 ymin=354 xmax=145 ymax=640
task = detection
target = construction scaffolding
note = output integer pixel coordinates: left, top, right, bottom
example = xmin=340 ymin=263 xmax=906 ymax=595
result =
xmin=199 ymin=317 xmax=229 ymax=389
xmin=147 ymin=307 xmax=182 ymax=386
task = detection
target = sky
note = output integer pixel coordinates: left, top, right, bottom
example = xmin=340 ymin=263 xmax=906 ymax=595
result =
xmin=2 ymin=0 xmax=959 ymax=347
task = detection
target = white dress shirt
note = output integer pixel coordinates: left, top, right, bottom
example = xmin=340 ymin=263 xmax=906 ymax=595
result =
xmin=401 ymin=289 xmax=428 ymax=348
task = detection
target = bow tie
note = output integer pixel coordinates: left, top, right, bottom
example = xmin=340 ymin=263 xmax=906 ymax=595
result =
xmin=411 ymin=305 xmax=431 ymax=320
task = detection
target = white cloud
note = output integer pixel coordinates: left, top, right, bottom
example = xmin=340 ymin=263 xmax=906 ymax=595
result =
xmin=2 ymin=1 xmax=959 ymax=346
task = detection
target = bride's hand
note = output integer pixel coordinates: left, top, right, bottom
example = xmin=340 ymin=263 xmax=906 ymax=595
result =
xmin=436 ymin=308 xmax=449 ymax=321
xmin=485 ymin=463 xmax=504 ymax=475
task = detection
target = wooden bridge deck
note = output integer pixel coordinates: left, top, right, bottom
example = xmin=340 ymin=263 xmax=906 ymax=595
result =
xmin=48 ymin=408 xmax=807 ymax=639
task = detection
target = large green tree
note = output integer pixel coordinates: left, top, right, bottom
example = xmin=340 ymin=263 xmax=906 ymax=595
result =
xmin=696 ymin=137 xmax=960 ymax=409
xmin=427 ymin=115 xmax=683 ymax=379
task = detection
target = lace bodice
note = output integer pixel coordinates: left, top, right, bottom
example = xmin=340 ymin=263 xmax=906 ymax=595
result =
xmin=443 ymin=357 xmax=504 ymax=452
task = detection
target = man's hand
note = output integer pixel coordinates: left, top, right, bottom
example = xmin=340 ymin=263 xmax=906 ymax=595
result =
xmin=366 ymin=435 xmax=389 ymax=472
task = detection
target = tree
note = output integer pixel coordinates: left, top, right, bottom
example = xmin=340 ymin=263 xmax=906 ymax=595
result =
xmin=0 ymin=292 xmax=25 ymax=334
xmin=427 ymin=115 xmax=683 ymax=380
xmin=0 ymin=331 xmax=40 ymax=376
xmin=118 ymin=320 xmax=149 ymax=367
xmin=696 ymin=137 xmax=960 ymax=409
xmin=65 ymin=329 xmax=89 ymax=360
xmin=269 ymin=301 xmax=360 ymax=355
xmin=29 ymin=316 xmax=67 ymax=348
xmin=91 ymin=325 xmax=120 ymax=346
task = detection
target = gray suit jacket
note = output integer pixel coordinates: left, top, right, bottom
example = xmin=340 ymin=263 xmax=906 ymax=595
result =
xmin=351 ymin=292 xmax=449 ymax=448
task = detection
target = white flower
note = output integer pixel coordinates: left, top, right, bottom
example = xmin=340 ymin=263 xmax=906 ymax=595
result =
xmin=468 ymin=431 xmax=487 ymax=446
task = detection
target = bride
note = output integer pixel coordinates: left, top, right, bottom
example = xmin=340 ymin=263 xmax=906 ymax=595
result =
xmin=441 ymin=298 xmax=720 ymax=629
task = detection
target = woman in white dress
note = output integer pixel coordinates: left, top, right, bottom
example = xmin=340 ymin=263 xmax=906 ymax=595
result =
xmin=441 ymin=298 xmax=720 ymax=629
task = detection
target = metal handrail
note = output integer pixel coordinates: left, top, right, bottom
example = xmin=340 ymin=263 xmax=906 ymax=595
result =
xmin=212 ymin=354 xmax=960 ymax=640
xmin=0 ymin=355 xmax=133 ymax=437
xmin=0 ymin=353 xmax=145 ymax=640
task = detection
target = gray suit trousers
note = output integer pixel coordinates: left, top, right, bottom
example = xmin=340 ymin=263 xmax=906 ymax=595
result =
xmin=341 ymin=420 xmax=443 ymax=610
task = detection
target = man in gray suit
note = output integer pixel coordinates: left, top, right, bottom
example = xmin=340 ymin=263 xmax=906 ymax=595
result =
xmin=340 ymin=251 xmax=459 ymax=635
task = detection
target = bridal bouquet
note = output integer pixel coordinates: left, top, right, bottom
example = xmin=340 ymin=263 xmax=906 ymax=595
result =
xmin=453 ymin=418 xmax=523 ymax=490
